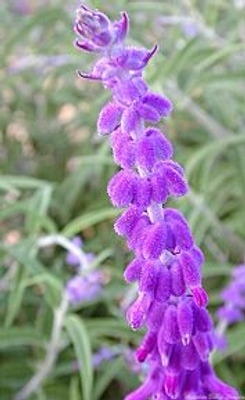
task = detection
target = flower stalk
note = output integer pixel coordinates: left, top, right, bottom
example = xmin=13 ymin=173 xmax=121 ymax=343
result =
xmin=74 ymin=6 xmax=238 ymax=399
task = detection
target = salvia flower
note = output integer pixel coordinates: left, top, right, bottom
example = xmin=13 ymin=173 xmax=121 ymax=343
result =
xmin=65 ymin=236 xmax=102 ymax=304
xmin=74 ymin=6 xmax=238 ymax=399
xmin=217 ymin=263 xmax=245 ymax=325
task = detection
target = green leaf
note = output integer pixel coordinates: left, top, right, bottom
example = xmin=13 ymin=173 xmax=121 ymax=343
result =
xmin=25 ymin=186 xmax=54 ymax=233
xmin=62 ymin=208 xmax=120 ymax=237
xmin=186 ymin=135 xmax=245 ymax=179
xmin=85 ymin=318 xmax=138 ymax=342
xmin=69 ymin=377 xmax=81 ymax=400
xmin=4 ymin=264 xmax=28 ymax=327
xmin=212 ymin=324 xmax=245 ymax=364
xmin=65 ymin=314 xmax=93 ymax=400
xmin=0 ymin=327 xmax=45 ymax=350
xmin=93 ymin=357 xmax=124 ymax=400
xmin=195 ymin=43 xmax=245 ymax=73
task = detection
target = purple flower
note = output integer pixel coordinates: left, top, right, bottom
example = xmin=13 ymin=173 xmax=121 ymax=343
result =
xmin=181 ymin=21 xmax=200 ymax=38
xmin=74 ymin=6 xmax=238 ymax=399
xmin=66 ymin=270 xmax=102 ymax=305
xmin=66 ymin=236 xmax=94 ymax=267
xmin=217 ymin=263 xmax=245 ymax=325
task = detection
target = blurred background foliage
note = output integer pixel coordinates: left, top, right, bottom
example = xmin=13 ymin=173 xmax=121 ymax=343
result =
xmin=0 ymin=0 xmax=245 ymax=399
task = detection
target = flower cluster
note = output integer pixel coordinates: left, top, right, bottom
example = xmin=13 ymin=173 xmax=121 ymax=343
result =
xmin=74 ymin=6 xmax=238 ymax=399
xmin=217 ymin=263 xmax=245 ymax=325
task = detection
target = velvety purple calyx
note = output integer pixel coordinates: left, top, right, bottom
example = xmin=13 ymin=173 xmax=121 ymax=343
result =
xmin=111 ymin=128 xmax=136 ymax=168
xmin=181 ymin=340 xmax=199 ymax=370
xmin=136 ymin=330 xmax=157 ymax=362
xmin=107 ymin=170 xmax=136 ymax=207
xmin=139 ymin=260 xmax=158 ymax=294
xmin=142 ymin=222 xmax=167 ymax=259
xmin=147 ymin=302 xmax=166 ymax=332
xmin=127 ymin=215 xmax=151 ymax=256
xmin=114 ymin=206 xmax=141 ymax=237
xmin=126 ymin=292 xmax=151 ymax=330
xmin=164 ymin=345 xmax=182 ymax=398
xmin=179 ymin=251 xmax=208 ymax=307
xmin=97 ymin=101 xmax=123 ymax=135
xmin=116 ymin=45 xmax=158 ymax=71
xmin=132 ymin=176 xmax=152 ymax=208
xmin=165 ymin=208 xmax=194 ymax=251
xmin=142 ymin=92 xmax=173 ymax=117
xmin=170 ymin=259 xmax=186 ymax=297
xmin=155 ymin=266 xmax=171 ymax=302
xmin=193 ymin=303 xmax=212 ymax=332
xmin=159 ymin=305 xmax=180 ymax=344
xmin=177 ymin=300 xmax=193 ymax=345
xmin=192 ymin=331 xmax=211 ymax=361
xmin=145 ymin=128 xmax=173 ymax=160
xmin=124 ymin=258 xmax=144 ymax=283
xmin=150 ymin=171 xmax=168 ymax=204
xmin=152 ymin=160 xmax=188 ymax=198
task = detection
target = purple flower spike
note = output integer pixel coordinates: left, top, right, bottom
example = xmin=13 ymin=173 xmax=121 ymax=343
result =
xmin=74 ymin=5 xmax=238 ymax=399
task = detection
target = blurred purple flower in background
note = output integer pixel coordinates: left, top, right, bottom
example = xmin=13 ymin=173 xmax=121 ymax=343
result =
xmin=66 ymin=271 xmax=103 ymax=304
xmin=181 ymin=20 xmax=199 ymax=38
xmin=65 ymin=236 xmax=102 ymax=305
xmin=74 ymin=6 xmax=239 ymax=400
xmin=217 ymin=264 xmax=245 ymax=325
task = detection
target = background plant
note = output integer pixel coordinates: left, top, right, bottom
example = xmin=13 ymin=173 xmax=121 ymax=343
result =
xmin=0 ymin=1 xmax=245 ymax=399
